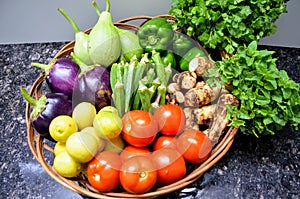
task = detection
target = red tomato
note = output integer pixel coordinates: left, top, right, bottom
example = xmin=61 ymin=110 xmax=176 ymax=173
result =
xmin=120 ymin=145 xmax=151 ymax=161
xmin=122 ymin=110 xmax=158 ymax=147
xmin=152 ymin=135 xmax=177 ymax=151
xmin=151 ymin=148 xmax=186 ymax=185
xmin=120 ymin=156 xmax=157 ymax=194
xmin=176 ymin=129 xmax=212 ymax=164
xmin=153 ymin=104 xmax=186 ymax=136
xmin=87 ymin=151 xmax=122 ymax=192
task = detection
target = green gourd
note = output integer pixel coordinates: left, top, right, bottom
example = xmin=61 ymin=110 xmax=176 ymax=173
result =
xmin=58 ymin=8 xmax=93 ymax=66
xmin=89 ymin=0 xmax=121 ymax=67
xmin=117 ymin=28 xmax=144 ymax=62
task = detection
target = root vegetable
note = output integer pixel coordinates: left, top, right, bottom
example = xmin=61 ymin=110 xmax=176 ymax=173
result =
xmin=183 ymin=104 xmax=217 ymax=130
xmin=189 ymin=56 xmax=215 ymax=77
xmin=184 ymin=81 xmax=220 ymax=107
xmin=204 ymin=93 xmax=239 ymax=146
xmin=175 ymin=71 xmax=197 ymax=90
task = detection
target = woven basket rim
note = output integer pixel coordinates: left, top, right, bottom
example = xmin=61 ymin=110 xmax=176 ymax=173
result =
xmin=26 ymin=14 xmax=239 ymax=198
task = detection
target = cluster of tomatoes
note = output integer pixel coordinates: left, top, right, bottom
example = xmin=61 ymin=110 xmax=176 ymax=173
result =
xmin=86 ymin=103 xmax=212 ymax=194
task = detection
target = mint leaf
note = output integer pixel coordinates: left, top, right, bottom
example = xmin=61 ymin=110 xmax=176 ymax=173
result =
xmin=206 ymin=41 xmax=300 ymax=136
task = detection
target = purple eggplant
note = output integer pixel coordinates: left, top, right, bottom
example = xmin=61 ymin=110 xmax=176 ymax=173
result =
xmin=20 ymin=86 xmax=73 ymax=139
xmin=31 ymin=58 xmax=80 ymax=98
xmin=71 ymin=52 xmax=112 ymax=111
xmin=72 ymin=65 xmax=112 ymax=111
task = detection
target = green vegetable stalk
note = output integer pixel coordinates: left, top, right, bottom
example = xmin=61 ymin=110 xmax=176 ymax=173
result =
xmin=206 ymin=41 xmax=300 ymax=137
xmin=110 ymin=55 xmax=148 ymax=116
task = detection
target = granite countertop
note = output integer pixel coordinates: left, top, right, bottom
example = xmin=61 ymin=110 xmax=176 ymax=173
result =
xmin=0 ymin=42 xmax=299 ymax=199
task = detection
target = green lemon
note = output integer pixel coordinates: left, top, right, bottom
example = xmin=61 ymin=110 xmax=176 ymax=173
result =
xmin=53 ymin=151 xmax=82 ymax=178
xmin=66 ymin=131 xmax=99 ymax=163
xmin=72 ymin=102 xmax=97 ymax=130
xmin=49 ymin=115 xmax=78 ymax=143
xmin=53 ymin=142 xmax=66 ymax=156
xmin=93 ymin=111 xmax=122 ymax=140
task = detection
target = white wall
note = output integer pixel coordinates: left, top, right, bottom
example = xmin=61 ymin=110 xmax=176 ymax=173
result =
xmin=0 ymin=0 xmax=299 ymax=48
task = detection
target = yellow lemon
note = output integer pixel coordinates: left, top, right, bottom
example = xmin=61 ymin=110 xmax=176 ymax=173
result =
xmin=93 ymin=111 xmax=122 ymax=140
xmin=53 ymin=151 xmax=82 ymax=178
xmin=49 ymin=115 xmax=78 ymax=143
xmin=66 ymin=131 xmax=99 ymax=163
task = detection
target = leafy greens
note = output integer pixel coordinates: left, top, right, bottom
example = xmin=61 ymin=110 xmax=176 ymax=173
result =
xmin=206 ymin=41 xmax=300 ymax=137
xmin=169 ymin=0 xmax=290 ymax=54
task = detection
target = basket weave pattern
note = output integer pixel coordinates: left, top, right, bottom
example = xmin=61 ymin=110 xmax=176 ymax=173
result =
xmin=26 ymin=15 xmax=239 ymax=198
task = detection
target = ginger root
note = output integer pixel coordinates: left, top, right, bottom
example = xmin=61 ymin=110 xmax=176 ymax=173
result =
xmin=204 ymin=93 xmax=239 ymax=146
xmin=184 ymin=81 xmax=220 ymax=107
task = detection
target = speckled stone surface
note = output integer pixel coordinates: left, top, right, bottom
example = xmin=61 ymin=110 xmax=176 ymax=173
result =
xmin=0 ymin=42 xmax=299 ymax=199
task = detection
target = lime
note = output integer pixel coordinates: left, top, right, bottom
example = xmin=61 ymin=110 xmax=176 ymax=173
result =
xmin=93 ymin=111 xmax=122 ymax=140
xmin=72 ymin=102 xmax=97 ymax=130
xmin=66 ymin=131 xmax=99 ymax=163
xmin=49 ymin=115 xmax=78 ymax=142
xmin=53 ymin=151 xmax=82 ymax=178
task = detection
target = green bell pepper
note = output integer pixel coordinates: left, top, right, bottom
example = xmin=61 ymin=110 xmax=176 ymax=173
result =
xmin=162 ymin=51 xmax=176 ymax=69
xmin=179 ymin=47 xmax=207 ymax=71
xmin=172 ymin=32 xmax=195 ymax=57
xmin=137 ymin=18 xmax=174 ymax=52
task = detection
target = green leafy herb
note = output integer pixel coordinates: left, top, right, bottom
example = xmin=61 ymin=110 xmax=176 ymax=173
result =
xmin=169 ymin=0 xmax=290 ymax=54
xmin=206 ymin=41 xmax=300 ymax=137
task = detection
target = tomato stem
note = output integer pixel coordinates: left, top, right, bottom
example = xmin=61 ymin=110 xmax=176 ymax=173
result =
xmin=93 ymin=173 xmax=101 ymax=181
xmin=140 ymin=171 xmax=147 ymax=178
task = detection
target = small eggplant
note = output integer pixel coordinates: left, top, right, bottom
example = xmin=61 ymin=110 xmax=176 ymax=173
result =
xmin=31 ymin=58 xmax=80 ymax=98
xmin=72 ymin=65 xmax=112 ymax=111
xmin=20 ymin=86 xmax=73 ymax=139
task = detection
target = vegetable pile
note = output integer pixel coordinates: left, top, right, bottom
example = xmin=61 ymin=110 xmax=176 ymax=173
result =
xmin=21 ymin=0 xmax=220 ymax=194
xmin=169 ymin=0 xmax=290 ymax=54
xmin=21 ymin=0 xmax=300 ymax=195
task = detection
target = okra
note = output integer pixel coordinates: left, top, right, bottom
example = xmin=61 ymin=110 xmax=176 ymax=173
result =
xmin=112 ymin=80 xmax=125 ymax=116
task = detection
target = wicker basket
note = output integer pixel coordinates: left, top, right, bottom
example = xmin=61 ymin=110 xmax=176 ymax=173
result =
xmin=26 ymin=15 xmax=239 ymax=199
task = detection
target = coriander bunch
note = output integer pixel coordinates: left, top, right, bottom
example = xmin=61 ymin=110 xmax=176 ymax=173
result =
xmin=170 ymin=0 xmax=290 ymax=54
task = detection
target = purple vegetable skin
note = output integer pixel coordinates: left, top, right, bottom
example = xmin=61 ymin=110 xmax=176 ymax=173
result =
xmin=31 ymin=58 xmax=80 ymax=98
xmin=20 ymin=86 xmax=73 ymax=139
xmin=72 ymin=66 xmax=112 ymax=111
